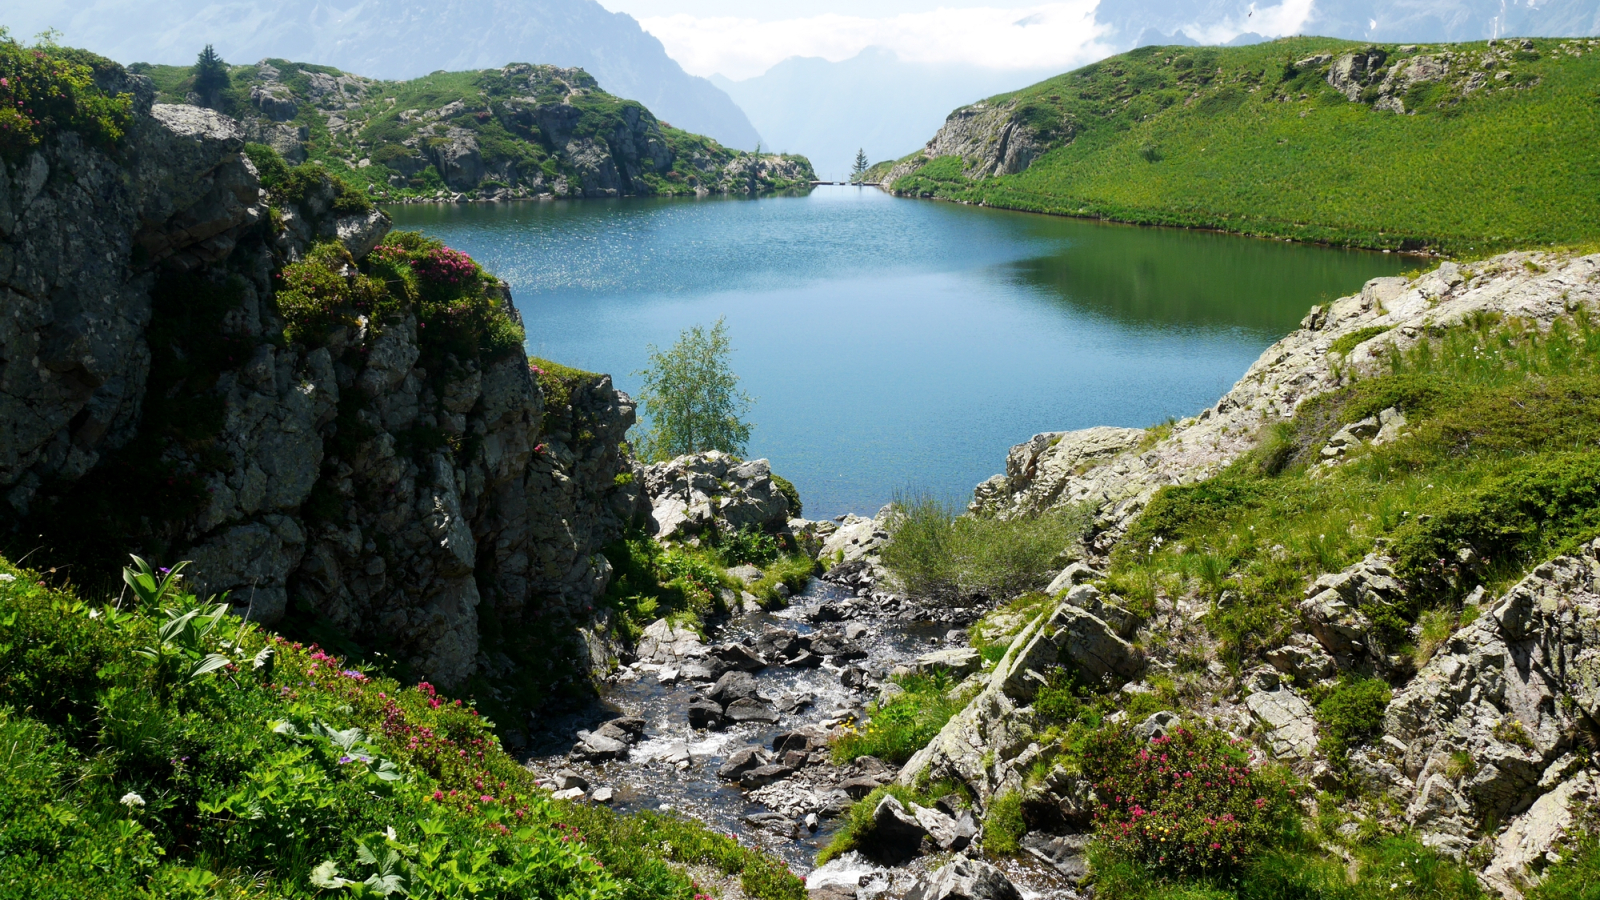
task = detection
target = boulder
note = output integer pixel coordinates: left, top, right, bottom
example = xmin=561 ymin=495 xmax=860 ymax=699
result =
xmin=571 ymin=730 xmax=629 ymax=762
xmin=713 ymin=642 xmax=768 ymax=672
xmin=642 ymin=452 xmax=792 ymax=540
xmin=1483 ymin=772 xmax=1598 ymax=899
xmin=725 ymin=697 xmax=780 ymax=724
xmin=741 ymin=764 xmax=796 ymax=788
xmin=836 ymin=775 xmax=886 ymax=799
xmin=917 ymin=647 xmax=981 ymax=678
xmin=688 ymin=697 xmax=726 ymax=730
xmin=552 ymin=769 xmax=589 ymax=791
xmin=1021 ymin=832 xmax=1089 ymax=884
xmin=716 ymin=746 xmax=773 ymax=781
xmin=1002 ymin=600 xmax=1144 ymax=700
xmin=1242 ymin=670 xmax=1319 ymax=758
xmin=902 ymin=855 xmax=1023 ymax=900
xmin=637 ymin=618 xmax=709 ymax=665
xmin=856 ymin=795 xmax=928 ymax=864
xmin=1384 ymin=540 xmax=1600 ymax=850
xmin=913 ymin=804 xmax=971 ymax=851
xmin=708 ymin=670 xmax=763 ymax=705
xmin=1045 ymin=561 xmax=1103 ymax=596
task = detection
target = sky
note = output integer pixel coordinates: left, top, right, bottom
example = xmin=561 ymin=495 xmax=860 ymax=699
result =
xmin=599 ymin=0 xmax=1317 ymax=80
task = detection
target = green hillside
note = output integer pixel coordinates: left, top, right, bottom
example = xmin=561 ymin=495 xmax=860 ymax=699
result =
xmin=885 ymin=37 xmax=1600 ymax=255
xmin=0 ymin=556 xmax=804 ymax=899
xmin=133 ymin=58 xmax=813 ymax=200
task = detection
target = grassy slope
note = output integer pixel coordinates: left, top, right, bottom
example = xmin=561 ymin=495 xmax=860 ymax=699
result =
xmin=1104 ymin=301 xmax=1600 ymax=671
xmin=890 ymin=37 xmax=1600 ymax=255
xmin=0 ymin=558 xmax=804 ymax=900
xmin=133 ymin=59 xmax=813 ymax=200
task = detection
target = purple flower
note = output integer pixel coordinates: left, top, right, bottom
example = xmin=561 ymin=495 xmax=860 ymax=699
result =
xmin=338 ymin=756 xmax=353 ymax=764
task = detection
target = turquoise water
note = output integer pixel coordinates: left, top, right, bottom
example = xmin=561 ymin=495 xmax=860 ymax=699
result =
xmin=387 ymin=188 xmax=1408 ymax=519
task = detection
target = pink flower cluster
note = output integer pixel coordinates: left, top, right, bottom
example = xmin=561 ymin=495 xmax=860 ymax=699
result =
xmin=413 ymin=247 xmax=478 ymax=286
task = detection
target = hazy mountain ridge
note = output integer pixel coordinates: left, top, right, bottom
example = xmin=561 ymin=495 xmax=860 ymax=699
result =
xmin=7 ymin=0 xmax=763 ymax=148
xmin=712 ymin=47 xmax=1054 ymax=180
xmin=1097 ymin=0 xmax=1600 ymax=49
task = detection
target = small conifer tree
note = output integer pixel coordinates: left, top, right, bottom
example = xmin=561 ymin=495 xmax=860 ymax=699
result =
xmin=192 ymin=44 xmax=230 ymax=108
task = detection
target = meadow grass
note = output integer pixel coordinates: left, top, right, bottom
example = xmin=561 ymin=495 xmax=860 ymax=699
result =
xmin=891 ymin=37 xmax=1600 ymax=255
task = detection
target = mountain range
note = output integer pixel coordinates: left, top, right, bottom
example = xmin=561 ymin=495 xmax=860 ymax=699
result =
xmin=6 ymin=0 xmax=762 ymax=149
xmin=712 ymin=48 xmax=1053 ymax=180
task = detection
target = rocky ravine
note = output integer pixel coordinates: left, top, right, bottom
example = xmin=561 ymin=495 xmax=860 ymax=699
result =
xmin=822 ymin=251 xmax=1600 ymax=899
xmin=1 ymin=70 xmax=644 ymax=694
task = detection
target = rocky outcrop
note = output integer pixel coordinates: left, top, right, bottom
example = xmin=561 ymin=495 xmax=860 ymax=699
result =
xmin=1317 ymin=41 xmax=1544 ymax=114
xmin=0 ymin=74 xmax=645 ymax=691
xmin=969 ymin=254 xmax=1600 ymax=554
xmin=641 ymin=451 xmax=792 ymax=541
xmin=1382 ymin=540 xmax=1600 ymax=861
xmin=883 ymin=99 xmax=1057 ymax=186
xmin=903 ymin=856 xmax=1022 ymax=900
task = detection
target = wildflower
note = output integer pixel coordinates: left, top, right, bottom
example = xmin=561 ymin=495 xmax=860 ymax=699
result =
xmin=338 ymin=755 xmax=353 ymax=764
xmin=120 ymin=792 xmax=145 ymax=809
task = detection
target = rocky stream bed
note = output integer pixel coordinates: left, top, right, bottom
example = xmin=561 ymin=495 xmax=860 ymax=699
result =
xmin=519 ymin=574 xmax=1077 ymax=898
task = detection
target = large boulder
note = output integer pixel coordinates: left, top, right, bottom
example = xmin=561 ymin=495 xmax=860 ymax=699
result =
xmin=856 ymin=795 xmax=928 ymax=864
xmin=902 ymin=855 xmax=1022 ymax=900
xmin=642 ymin=452 xmax=791 ymax=541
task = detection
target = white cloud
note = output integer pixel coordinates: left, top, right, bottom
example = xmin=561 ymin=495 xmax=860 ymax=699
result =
xmin=1175 ymin=0 xmax=1319 ymax=46
xmin=638 ymin=1 xmax=1110 ymax=80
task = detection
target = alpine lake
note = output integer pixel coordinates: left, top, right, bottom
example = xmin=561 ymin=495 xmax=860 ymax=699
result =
xmin=387 ymin=186 xmax=1409 ymax=519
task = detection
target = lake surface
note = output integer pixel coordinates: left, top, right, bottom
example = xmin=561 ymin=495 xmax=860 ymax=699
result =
xmin=388 ymin=188 xmax=1408 ymax=519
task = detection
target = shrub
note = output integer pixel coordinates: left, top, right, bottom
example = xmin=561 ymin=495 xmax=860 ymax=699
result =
xmin=832 ymin=672 xmax=963 ymax=765
xmin=771 ymin=473 xmax=802 ymax=517
xmin=715 ymin=527 xmax=781 ymax=567
xmin=0 ymin=35 xmax=133 ymax=159
xmin=1314 ymin=676 xmax=1392 ymax=774
xmin=880 ymin=492 xmax=1089 ymax=603
xmin=1081 ymin=723 xmax=1297 ymax=877
xmin=984 ymin=790 xmax=1027 ymax=854
xmin=1328 ymin=326 xmax=1394 ymax=358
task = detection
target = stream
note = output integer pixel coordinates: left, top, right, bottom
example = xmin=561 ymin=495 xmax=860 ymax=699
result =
xmin=524 ymin=577 xmax=951 ymax=864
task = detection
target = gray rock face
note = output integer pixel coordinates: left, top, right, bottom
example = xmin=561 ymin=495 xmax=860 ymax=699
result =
xmin=1483 ymin=771 xmax=1597 ymax=899
xmin=642 ymin=451 xmax=792 ymax=541
xmin=1243 ymin=670 xmax=1319 ymax=759
xmin=1385 ymin=540 xmax=1600 ymax=857
xmin=0 ymin=89 xmax=648 ymax=690
xmin=884 ymin=98 xmax=1057 ymax=187
xmin=902 ymin=855 xmax=1022 ymax=900
xmin=1002 ymin=599 xmax=1145 ymax=699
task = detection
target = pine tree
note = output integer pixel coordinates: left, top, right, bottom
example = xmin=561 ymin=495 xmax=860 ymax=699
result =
xmin=192 ymin=44 xmax=230 ymax=109
xmin=851 ymin=148 xmax=869 ymax=183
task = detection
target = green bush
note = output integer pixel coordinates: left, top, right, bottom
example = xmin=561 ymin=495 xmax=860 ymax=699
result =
xmin=1080 ymin=722 xmax=1297 ymax=877
xmin=0 ymin=34 xmax=133 ymax=159
xmin=1328 ymin=326 xmax=1394 ymax=358
xmin=832 ymin=671 xmax=963 ymax=765
xmin=1314 ymin=676 xmax=1392 ymax=775
xmin=274 ymin=242 xmax=386 ymax=345
xmin=984 ymin=790 xmax=1027 ymax=854
xmin=879 ymin=492 xmax=1089 ymax=603
xmin=714 ymin=527 xmax=781 ymax=567
xmin=771 ymin=473 xmax=802 ymax=517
